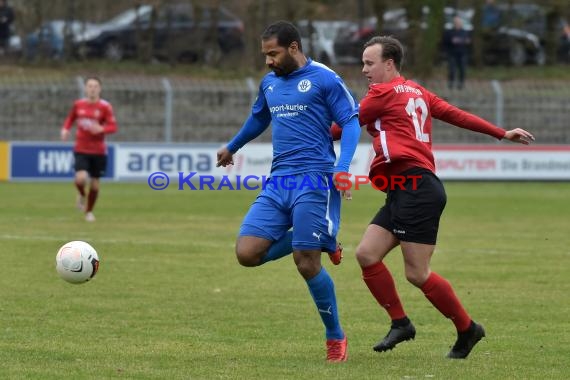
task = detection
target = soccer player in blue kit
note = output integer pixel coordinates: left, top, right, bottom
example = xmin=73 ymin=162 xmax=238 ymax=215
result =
xmin=216 ymin=21 xmax=360 ymax=362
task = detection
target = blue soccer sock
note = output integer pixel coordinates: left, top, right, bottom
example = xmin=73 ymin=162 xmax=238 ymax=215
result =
xmin=306 ymin=267 xmax=344 ymax=340
xmin=260 ymin=230 xmax=293 ymax=264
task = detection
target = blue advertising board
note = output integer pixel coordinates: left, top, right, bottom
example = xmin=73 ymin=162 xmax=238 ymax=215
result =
xmin=10 ymin=142 xmax=115 ymax=180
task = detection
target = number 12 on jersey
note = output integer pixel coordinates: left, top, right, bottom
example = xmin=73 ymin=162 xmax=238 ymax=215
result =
xmin=406 ymin=97 xmax=430 ymax=142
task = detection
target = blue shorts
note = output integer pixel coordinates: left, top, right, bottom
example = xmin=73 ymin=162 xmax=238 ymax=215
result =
xmin=239 ymin=172 xmax=341 ymax=252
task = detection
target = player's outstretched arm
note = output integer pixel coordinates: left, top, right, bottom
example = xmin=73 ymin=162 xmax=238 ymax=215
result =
xmin=503 ymin=128 xmax=535 ymax=145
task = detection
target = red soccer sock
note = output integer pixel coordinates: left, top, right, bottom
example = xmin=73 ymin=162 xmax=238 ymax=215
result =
xmin=86 ymin=189 xmax=99 ymax=213
xmin=421 ymin=272 xmax=472 ymax=332
xmin=75 ymin=181 xmax=86 ymax=197
xmin=362 ymin=262 xmax=407 ymax=320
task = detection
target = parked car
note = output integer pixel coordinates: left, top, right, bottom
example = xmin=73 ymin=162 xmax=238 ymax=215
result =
xmin=296 ymin=20 xmax=352 ymax=66
xmin=481 ymin=26 xmax=544 ymax=66
xmin=25 ymin=20 xmax=94 ymax=60
xmin=441 ymin=6 xmax=544 ymax=66
xmin=489 ymin=3 xmax=569 ymax=64
xmin=8 ymin=34 xmax=21 ymax=55
xmin=74 ymin=3 xmax=244 ymax=62
xmin=333 ymin=8 xmax=417 ymax=65
xmin=333 ymin=6 xmax=546 ymax=67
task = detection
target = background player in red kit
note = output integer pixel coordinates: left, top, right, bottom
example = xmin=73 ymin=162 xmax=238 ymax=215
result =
xmin=332 ymin=36 xmax=534 ymax=359
xmin=61 ymin=76 xmax=118 ymax=222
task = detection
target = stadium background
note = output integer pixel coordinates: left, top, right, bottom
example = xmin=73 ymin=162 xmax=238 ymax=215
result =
xmin=1 ymin=2 xmax=569 ymax=379
xmin=1 ymin=0 xmax=569 ymax=146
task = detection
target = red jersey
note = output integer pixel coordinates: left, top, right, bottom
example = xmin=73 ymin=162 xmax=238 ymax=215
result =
xmin=62 ymin=98 xmax=118 ymax=155
xmin=354 ymin=76 xmax=506 ymax=180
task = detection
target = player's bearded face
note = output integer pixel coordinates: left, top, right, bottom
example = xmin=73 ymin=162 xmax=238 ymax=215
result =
xmin=269 ymin=52 xmax=298 ymax=76
xmin=262 ymin=39 xmax=299 ymax=77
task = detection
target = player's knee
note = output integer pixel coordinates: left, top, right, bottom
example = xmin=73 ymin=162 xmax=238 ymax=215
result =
xmin=75 ymin=175 xmax=87 ymax=186
xmin=90 ymin=183 xmax=100 ymax=192
xmin=293 ymin=254 xmax=320 ymax=279
xmin=235 ymin=245 xmax=261 ymax=267
xmin=355 ymin=243 xmax=377 ymax=268
xmin=405 ymin=269 xmax=429 ymax=287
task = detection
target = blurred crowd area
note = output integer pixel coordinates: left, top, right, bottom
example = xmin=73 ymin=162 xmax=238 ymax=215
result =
xmin=1 ymin=0 xmax=568 ymax=68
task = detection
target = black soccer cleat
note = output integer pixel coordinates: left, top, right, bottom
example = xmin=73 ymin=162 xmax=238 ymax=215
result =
xmin=446 ymin=322 xmax=486 ymax=359
xmin=373 ymin=322 xmax=416 ymax=352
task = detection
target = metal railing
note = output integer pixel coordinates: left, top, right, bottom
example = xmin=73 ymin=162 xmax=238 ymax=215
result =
xmin=0 ymin=76 xmax=569 ymax=144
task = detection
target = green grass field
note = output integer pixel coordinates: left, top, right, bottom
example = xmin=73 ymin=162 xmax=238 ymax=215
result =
xmin=1 ymin=182 xmax=569 ymax=379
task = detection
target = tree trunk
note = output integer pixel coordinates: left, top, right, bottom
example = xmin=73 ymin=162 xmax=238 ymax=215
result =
xmin=471 ymin=0 xmax=485 ymax=68
xmin=370 ymin=0 xmax=387 ymax=35
xmin=405 ymin=0 xmax=445 ymax=80
xmin=62 ymin=0 xmax=76 ymax=62
xmin=404 ymin=0 xmax=422 ymax=71
xmin=137 ymin=1 xmax=159 ymax=63
xmin=204 ymin=0 xmax=222 ymax=65
xmin=545 ymin=0 xmax=562 ymax=64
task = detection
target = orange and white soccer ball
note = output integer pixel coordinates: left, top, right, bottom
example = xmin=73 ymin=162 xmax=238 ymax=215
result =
xmin=55 ymin=241 xmax=100 ymax=284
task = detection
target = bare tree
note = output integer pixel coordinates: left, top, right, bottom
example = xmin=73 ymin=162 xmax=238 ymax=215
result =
xmin=137 ymin=0 xmax=160 ymax=63
xmin=470 ymin=0 xmax=485 ymax=68
xmin=370 ymin=0 xmax=387 ymax=35
xmin=62 ymin=0 xmax=77 ymax=61
xmin=204 ymin=0 xmax=222 ymax=65
xmin=403 ymin=0 xmax=445 ymax=80
xmin=545 ymin=0 xmax=564 ymax=64
xmin=244 ymin=0 xmax=265 ymax=71
xmin=404 ymin=0 xmax=422 ymax=71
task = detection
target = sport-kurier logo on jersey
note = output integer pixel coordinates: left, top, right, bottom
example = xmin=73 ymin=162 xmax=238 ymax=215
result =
xmin=269 ymin=103 xmax=308 ymax=118
xmin=297 ymin=79 xmax=311 ymax=93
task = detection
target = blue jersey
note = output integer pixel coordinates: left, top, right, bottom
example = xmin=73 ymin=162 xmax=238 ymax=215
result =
xmin=250 ymin=59 xmax=358 ymax=175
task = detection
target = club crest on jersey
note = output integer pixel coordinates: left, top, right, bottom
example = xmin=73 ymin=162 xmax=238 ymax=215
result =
xmin=297 ymin=79 xmax=311 ymax=93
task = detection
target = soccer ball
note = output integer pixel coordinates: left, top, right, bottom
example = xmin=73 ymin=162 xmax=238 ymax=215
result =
xmin=55 ymin=241 xmax=100 ymax=284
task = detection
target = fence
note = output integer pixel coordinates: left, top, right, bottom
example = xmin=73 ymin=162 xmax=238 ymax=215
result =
xmin=1 ymin=76 xmax=569 ymax=144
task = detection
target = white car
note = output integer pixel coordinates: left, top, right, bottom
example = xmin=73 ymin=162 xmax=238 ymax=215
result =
xmin=297 ymin=20 xmax=352 ymax=66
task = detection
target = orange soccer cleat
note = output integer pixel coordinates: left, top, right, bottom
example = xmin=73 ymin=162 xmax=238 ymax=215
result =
xmin=327 ymin=243 xmax=343 ymax=265
xmin=326 ymin=335 xmax=348 ymax=362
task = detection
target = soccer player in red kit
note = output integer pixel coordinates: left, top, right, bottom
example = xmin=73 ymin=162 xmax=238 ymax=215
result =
xmin=61 ymin=77 xmax=117 ymax=222
xmin=332 ymin=36 xmax=534 ymax=359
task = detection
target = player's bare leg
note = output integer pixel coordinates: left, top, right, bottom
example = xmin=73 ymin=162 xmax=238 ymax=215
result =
xmin=235 ymin=236 xmax=274 ymax=266
xmin=74 ymin=170 xmax=88 ymax=211
xmin=356 ymin=225 xmax=416 ymax=352
xmin=236 ymin=232 xmax=328 ymax=266
xmin=294 ymin=250 xmax=347 ymax=362
xmin=401 ymin=241 xmax=485 ymax=358
xmin=85 ymin=177 xmax=100 ymax=222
